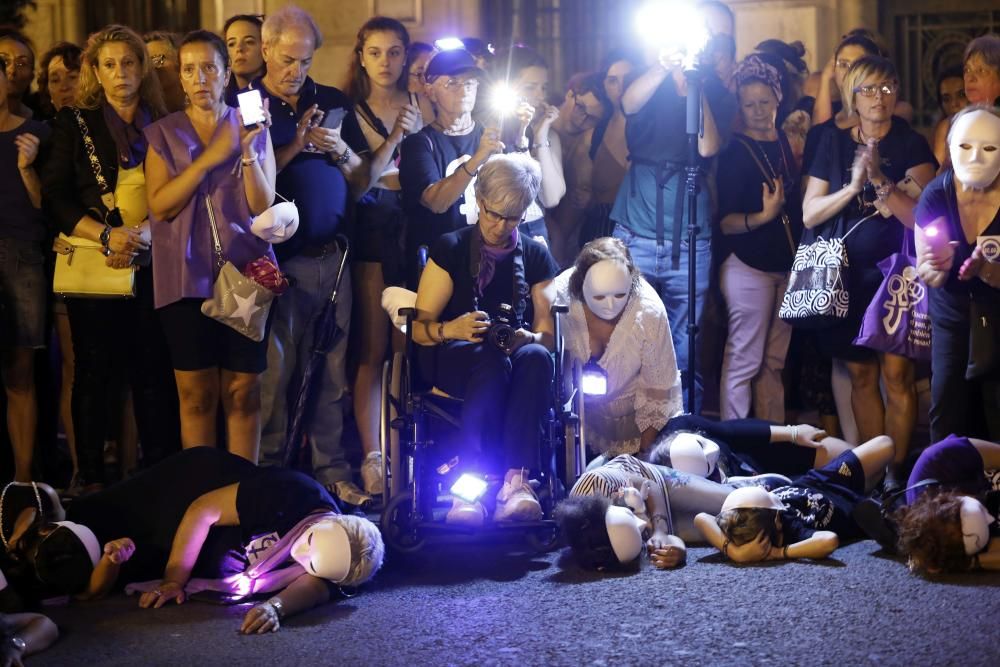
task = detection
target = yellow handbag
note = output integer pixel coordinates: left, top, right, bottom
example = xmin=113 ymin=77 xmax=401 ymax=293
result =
xmin=52 ymin=233 xmax=136 ymax=298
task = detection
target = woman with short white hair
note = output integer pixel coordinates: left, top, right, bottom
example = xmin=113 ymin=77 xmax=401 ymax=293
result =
xmin=412 ymin=152 xmax=560 ymax=526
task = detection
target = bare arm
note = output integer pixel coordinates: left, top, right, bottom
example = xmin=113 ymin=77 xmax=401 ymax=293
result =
xmin=412 ymin=259 xmax=456 ymax=346
xmin=698 ymin=92 xmax=721 ymax=158
xmin=802 ymin=176 xmax=861 ymax=229
xmin=811 ymin=57 xmax=836 ymax=126
xmin=243 ymin=131 xmax=276 ymax=215
xmin=621 ymin=63 xmax=669 ymax=116
xmin=239 ymin=573 xmax=331 ymax=634
xmin=138 ymin=484 xmax=240 ymax=607
xmin=533 ymin=108 xmax=567 ymax=208
xmin=14 ymin=133 xmax=42 ymax=208
xmin=145 ymin=145 xmax=220 ymax=221
xmin=767 ymin=530 xmax=839 ymax=560
xmin=6 ymin=612 xmax=59 ymax=659
xmin=420 ymin=127 xmax=502 ymax=214
xmin=868 ymin=158 xmax=936 ymax=229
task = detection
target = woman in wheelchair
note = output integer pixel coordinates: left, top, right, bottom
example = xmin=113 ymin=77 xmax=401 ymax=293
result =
xmin=412 ymin=153 xmax=560 ymax=526
xmin=548 ymin=237 xmax=683 ymax=457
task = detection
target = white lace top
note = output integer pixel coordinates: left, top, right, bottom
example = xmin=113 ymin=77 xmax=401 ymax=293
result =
xmin=553 ymin=269 xmax=683 ymax=456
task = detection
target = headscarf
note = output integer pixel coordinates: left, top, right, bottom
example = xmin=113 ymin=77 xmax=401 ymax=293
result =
xmin=103 ymin=101 xmax=152 ymax=168
xmin=734 ymin=54 xmax=783 ymax=104
xmin=477 ymin=227 xmax=519 ymax=296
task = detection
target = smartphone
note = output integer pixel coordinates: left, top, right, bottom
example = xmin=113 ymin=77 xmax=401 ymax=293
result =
xmin=320 ymin=107 xmax=348 ymax=130
xmin=237 ymin=90 xmax=266 ymax=128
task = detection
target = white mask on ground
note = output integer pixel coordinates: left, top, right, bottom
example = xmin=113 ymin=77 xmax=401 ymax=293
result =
xmin=605 ymin=505 xmax=647 ymax=564
xmin=949 ymin=110 xmax=1000 ymax=191
xmin=290 ymin=519 xmax=352 ymax=582
xmin=582 ymin=260 xmax=631 ymax=321
xmin=959 ymin=496 xmax=995 ymax=555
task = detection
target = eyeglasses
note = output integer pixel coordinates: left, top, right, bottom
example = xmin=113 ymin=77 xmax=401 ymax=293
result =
xmin=964 ymin=65 xmax=996 ymax=80
xmin=180 ymin=63 xmax=222 ymax=80
xmin=835 ymin=58 xmax=853 ymax=70
xmin=853 ymin=82 xmax=898 ymax=98
xmin=442 ymin=78 xmax=479 ymax=92
xmin=479 ymin=202 xmax=524 ymax=226
xmin=150 ymin=53 xmax=167 ymax=69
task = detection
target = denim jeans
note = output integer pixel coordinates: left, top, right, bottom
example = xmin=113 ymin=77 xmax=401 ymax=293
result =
xmin=259 ymin=251 xmax=352 ymax=485
xmin=612 ymin=224 xmax=710 ymax=413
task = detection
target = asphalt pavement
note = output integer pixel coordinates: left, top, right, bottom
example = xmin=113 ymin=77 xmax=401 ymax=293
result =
xmin=32 ymin=539 xmax=1000 ymax=667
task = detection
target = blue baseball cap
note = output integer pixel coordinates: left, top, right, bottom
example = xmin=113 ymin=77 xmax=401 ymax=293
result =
xmin=425 ymin=48 xmax=485 ymax=81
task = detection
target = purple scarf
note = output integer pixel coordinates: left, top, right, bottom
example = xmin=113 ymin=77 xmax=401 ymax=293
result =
xmin=477 ymin=227 xmax=519 ymax=296
xmin=124 ymin=510 xmax=340 ymax=600
xmin=103 ymin=102 xmax=152 ymax=168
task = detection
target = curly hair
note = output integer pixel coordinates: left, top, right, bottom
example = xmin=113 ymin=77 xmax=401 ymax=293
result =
xmin=554 ymin=495 xmax=625 ymax=571
xmin=567 ymin=237 xmax=641 ymax=303
xmin=894 ymin=490 xmax=973 ymax=575
xmin=36 ymin=41 xmax=82 ymax=116
xmin=716 ymin=508 xmax=781 ymax=547
xmin=76 ymin=24 xmax=166 ymax=116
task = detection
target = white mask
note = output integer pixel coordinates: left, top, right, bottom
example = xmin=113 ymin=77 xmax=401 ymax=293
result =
xmin=290 ymin=519 xmax=352 ymax=582
xmin=605 ymin=505 xmax=647 ymax=564
xmin=668 ymin=433 xmax=721 ymax=478
xmin=949 ymin=110 xmax=1000 ymax=191
xmin=582 ymin=260 xmax=631 ymax=321
xmin=959 ymin=496 xmax=995 ymax=556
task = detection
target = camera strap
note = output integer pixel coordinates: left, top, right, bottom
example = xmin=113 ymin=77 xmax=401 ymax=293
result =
xmin=469 ymin=230 xmax=528 ymax=325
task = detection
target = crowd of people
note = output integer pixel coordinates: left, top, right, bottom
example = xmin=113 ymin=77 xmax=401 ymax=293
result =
xmin=0 ymin=0 xmax=999 ymax=658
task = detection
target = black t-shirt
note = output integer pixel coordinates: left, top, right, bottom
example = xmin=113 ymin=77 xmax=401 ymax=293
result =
xmin=625 ymin=69 xmax=736 ymax=166
xmin=808 ymin=119 xmax=935 ymax=266
xmin=429 ymin=225 xmax=559 ymax=325
xmin=1 ymin=119 xmax=51 ymax=242
xmin=773 ymin=486 xmax=837 ymax=543
xmin=66 ymin=448 xmax=259 ymax=584
xmin=399 ymin=123 xmax=485 ymax=274
xmin=235 ymin=468 xmax=340 ymax=556
xmin=716 ymin=132 xmax=803 ymax=272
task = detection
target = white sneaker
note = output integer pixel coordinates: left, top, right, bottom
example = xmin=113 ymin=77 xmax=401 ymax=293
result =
xmin=361 ymin=451 xmax=384 ymax=495
xmin=445 ymin=498 xmax=487 ymax=526
xmin=494 ymin=469 xmax=542 ymax=522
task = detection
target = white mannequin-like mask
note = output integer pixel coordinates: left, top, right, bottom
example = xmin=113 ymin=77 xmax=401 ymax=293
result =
xmin=290 ymin=519 xmax=352 ymax=582
xmin=949 ymin=109 xmax=1000 ymax=191
xmin=959 ymin=496 xmax=995 ymax=556
xmin=582 ymin=260 xmax=631 ymax=321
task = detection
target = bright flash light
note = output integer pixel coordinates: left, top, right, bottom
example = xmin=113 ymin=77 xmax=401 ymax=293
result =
xmin=491 ymin=84 xmax=520 ymax=116
xmin=635 ymin=1 xmax=709 ymax=59
xmin=924 ymin=225 xmax=939 ymax=238
xmin=581 ymin=360 xmax=609 ymax=396
xmin=435 ymin=37 xmax=465 ymax=51
xmin=450 ymin=474 xmax=489 ymax=503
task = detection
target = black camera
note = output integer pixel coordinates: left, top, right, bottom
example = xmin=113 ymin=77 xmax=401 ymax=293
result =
xmin=486 ymin=303 xmax=518 ymax=352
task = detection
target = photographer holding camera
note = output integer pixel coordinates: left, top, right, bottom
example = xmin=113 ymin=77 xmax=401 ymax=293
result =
xmin=413 ymin=153 xmax=559 ymax=525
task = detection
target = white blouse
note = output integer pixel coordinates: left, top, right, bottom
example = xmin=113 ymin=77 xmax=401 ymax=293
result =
xmin=553 ymin=268 xmax=683 ymax=456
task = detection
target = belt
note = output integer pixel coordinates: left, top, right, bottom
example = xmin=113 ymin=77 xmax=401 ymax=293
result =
xmin=299 ymin=240 xmax=341 ymax=258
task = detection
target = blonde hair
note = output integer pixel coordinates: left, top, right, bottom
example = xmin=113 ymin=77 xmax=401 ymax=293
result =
xmin=331 ymin=514 xmax=385 ymax=587
xmin=840 ymin=55 xmax=897 ymax=117
xmin=76 ymin=24 xmax=166 ymax=116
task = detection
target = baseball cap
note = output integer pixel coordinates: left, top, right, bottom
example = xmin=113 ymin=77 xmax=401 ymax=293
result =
xmin=425 ymin=48 xmax=485 ymax=81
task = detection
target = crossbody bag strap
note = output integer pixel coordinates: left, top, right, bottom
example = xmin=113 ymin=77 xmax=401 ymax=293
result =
xmin=71 ymin=107 xmax=116 ymax=212
xmin=204 ymin=194 xmax=224 ymax=267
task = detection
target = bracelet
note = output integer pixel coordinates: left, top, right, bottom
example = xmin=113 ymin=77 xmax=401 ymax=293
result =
xmin=460 ymin=161 xmax=477 ymax=178
xmin=241 ymin=154 xmax=258 ymax=167
xmin=788 ymin=425 xmax=798 ymax=443
xmin=436 ymin=322 xmax=446 ymax=344
xmin=782 ymin=545 xmax=790 ymax=559
xmin=744 ymin=213 xmax=752 ymax=232
xmin=532 ymin=139 xmax=552 ymax=149
xmin=332 ymin=146 xmax=352 ymax=166
xmin=722 ymin=539 xmax=730 ymax=559
xmin=266 ymin=597 xmax=285 ymax=619
xmin=874 ymin=180 xmax=895 ymax=201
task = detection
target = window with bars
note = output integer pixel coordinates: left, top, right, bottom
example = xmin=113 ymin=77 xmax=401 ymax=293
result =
xmin=84 ymin=0 xmax=200 ymax=37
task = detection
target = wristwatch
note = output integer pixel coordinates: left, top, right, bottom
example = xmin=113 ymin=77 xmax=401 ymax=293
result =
xmin=267 ymin=597 xmax=285 ymax=619
xmin=10 ymin=636 xmax=25 ymax=652
xmin=99 ymin=224 xmax=112 ymax=248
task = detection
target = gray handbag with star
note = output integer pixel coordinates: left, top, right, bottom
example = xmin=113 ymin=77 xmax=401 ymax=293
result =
xmin=200 ymin=195 xmax=275 ymax=341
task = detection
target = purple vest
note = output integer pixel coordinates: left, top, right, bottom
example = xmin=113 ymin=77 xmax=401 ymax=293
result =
xmin=144 ymin=108 xmax=274 ymax=309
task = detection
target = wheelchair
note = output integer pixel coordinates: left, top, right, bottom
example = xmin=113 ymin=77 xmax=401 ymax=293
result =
xmin=376 ymin=295 xmax=593 ymax=554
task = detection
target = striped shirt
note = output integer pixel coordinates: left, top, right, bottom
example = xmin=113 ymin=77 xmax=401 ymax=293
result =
xmin=569 ymin=455 xmax=674 ymax=533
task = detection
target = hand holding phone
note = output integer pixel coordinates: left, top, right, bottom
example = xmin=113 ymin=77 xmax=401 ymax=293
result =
xmin=237 ymin=90 xmax=266 ymax=128
xmin=320 ymin=107 xmax=348 ymax=131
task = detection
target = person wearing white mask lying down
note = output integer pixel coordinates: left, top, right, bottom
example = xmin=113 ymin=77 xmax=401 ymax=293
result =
xmin=547 ymin=237 xmax=683 ymax=457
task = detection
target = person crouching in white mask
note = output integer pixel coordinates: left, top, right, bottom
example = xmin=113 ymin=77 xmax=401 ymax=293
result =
xmin=547 ymin=238 xmax=683 ymax=458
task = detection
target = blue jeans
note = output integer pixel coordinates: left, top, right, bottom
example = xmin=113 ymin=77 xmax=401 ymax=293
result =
xmin=613 ymin=224 xmax=711 ymax=412
xmin=259 ymin=251 xmax=352 ymax=485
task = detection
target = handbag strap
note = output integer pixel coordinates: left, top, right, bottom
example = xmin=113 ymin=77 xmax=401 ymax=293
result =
xmin=734 ymin=135 xmax=796 ymax=253
xmin=841 ymin=210 xmax=880 ymax=242
xmin=71 ymin=107 xmax=116 ymax=211
xmin=204 ymin=195 xmax=224 ymax=267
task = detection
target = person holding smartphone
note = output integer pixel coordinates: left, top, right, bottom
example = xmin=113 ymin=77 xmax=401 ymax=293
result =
xmin=244 ymin=7 xmax=371 ymax=503
xmin=143 ymin=30 xmax=276 ymax=463
xmin=915 ymin=105 xmax=1000 ymax=441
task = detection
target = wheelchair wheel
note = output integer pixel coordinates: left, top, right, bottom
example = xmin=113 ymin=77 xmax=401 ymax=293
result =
xmin=380 ymin=490 xmax=426 ymax=554
xmin=525 ymin=524 xmax=561 ymax=553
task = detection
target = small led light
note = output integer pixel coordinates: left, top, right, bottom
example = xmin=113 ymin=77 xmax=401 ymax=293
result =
xmin=450 ymin=474 xmax=489 ymax=503
xmin=434 ymin=37 xmax=465 ymax=51
xmin=925 ymin=225 xmax=939 ymax=238
xmin=491 ymin=84 xmax=520 ymax=116
xmin=581 ymin=360 xmax=609 ymax=396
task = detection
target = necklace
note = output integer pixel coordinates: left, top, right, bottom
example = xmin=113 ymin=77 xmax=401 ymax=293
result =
xmin=747 ymin=134 xmax=788 ymax=185
xmin=856 ymin=125 xmax=888 ymax=146
xmin=0 ymin=481 xmax=43 ymax=549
